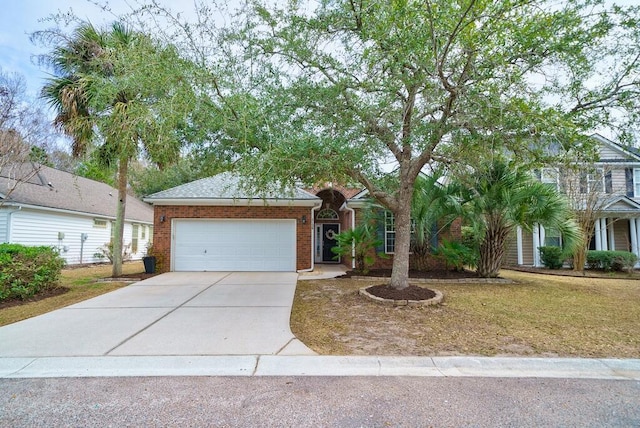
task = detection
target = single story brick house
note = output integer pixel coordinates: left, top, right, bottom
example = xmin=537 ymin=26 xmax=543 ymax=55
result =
xmin=144 ymin=172 xmax=459 ymax=273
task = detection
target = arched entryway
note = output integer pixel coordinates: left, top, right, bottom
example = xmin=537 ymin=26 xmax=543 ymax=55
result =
xmin=314 ymin=188 xmax=347 ymax=263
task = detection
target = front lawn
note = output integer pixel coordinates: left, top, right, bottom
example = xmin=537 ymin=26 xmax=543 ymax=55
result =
xmin=291 ymin=269 xmax=640 ymax=357
xmin=0 ymin=262 xmax=144 ymax=327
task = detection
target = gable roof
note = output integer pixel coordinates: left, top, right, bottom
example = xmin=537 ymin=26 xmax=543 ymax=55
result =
xmin=0 ymin=163 xmax=153 ymax=223
xmin=591 ymin=133 xmax=640 ymax=163
xmin=144 ymin=171 xmax=321 ymax=206
xmin=600 ymin=195 xmax=640 ymax=214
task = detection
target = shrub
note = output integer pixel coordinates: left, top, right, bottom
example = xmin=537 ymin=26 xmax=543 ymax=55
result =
xmin=332 ymin=224 xmax=387 ymax=274
xmin=0 ymin=244 xmax=66 ymax=301
xmin=538 ymin=246 xmax=565 ymax=269
xmin=434 ymin=239 xmax=478 ymax=271
xmin=586 ymin=250 xmax=637 ymax=272
xmin=94 ymin=242 xmax=132 ymax=263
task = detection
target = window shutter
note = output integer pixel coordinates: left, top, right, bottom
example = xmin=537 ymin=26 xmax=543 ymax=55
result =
xmin=605 ymin=171 xmax=613 ymax=193
xmin=579 ymin=172 xmax=587 ymax=193
xmin=626 ymin=168 xmax=634 ymax=197
xmin=375 ymin=210 xmax=385 ymax=253
xmin=430 ymin=222 xmax=439 ymax=252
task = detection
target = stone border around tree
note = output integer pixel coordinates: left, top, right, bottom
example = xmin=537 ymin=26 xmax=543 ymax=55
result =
xmin=350 ymin=276 xmax=514 ymax=284
xmin=359 ymin=287 xmax=444 ymax=307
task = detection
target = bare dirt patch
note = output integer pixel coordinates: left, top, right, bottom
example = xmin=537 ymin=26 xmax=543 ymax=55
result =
xmin=291 ymin=269 xmax=640 ymax=357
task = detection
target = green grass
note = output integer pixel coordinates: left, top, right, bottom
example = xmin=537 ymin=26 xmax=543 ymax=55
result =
xmin=0 ymin=262 xmax=144 ymax=327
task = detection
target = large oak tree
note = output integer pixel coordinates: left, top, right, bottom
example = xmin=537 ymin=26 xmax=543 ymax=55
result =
xmin=128 ymin=0 xmax=639 ymax=289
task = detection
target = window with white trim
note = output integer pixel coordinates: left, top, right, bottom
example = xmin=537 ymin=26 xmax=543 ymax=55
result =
xmin=384 ymin=211 xmax=416 ymax=254
xmin=316 ymin=208 xmax=339 ymax=220
xmin=586 ymin=168 xmax=604 ymax=193
xmin=132 ymin=224 xmax=139 ymax=254
xmin=634 ymin=169 xmax=640 ymax=197
xmin=541 ymin=168 xmax=559 ymax=191
xmin=93 ymin=219 xmax=108 ymax=228
xmin=544 ymin=227 xmax=562 ymax=247
xmin=385 ymin=211 xmax=395 ymax=254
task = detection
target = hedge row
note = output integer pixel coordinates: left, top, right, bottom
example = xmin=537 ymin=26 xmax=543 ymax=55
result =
xmin=538 ymin=247 xmax=638 ymax=272
xmin=0 ymin=244 xmax=66 ymax=301
xmin=586 ymin=250 xmax=638 ymax=272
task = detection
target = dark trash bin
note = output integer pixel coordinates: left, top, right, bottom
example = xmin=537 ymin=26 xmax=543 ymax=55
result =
xmin=143 ymin=256 xmax=156 ymax=274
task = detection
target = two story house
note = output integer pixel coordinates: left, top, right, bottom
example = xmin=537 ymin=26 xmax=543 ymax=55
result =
xmin=505 ymin=134 xmax=640 ymax=267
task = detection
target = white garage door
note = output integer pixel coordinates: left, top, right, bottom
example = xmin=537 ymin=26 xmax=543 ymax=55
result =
xmin=172 ymin=219 xmax=296 ymax=271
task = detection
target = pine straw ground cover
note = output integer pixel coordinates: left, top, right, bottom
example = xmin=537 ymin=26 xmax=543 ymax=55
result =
xmin=0 ymin=262 xmax=144 ymax=327
xmin=290 ymin=270 xmax=640 ymax=358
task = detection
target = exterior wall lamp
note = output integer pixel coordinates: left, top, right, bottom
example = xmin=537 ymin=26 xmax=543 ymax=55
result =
xmin=301 ymin=215 xmax=307 ymax=224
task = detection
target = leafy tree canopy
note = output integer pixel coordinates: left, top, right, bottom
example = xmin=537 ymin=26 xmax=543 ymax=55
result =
xmin=123 ymin=0 xmax=639 ymax=288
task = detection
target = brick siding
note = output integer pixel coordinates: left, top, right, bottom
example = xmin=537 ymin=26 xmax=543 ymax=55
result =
xmin=152 ymin=205 xmax=313 ymax=272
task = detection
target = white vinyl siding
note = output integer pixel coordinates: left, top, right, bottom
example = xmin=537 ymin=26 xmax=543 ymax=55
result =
xmin=0 ymin=209 xmax=8 ymax=242
xmin=172 ymin=219 xmax=296 ymax=271
xmin=599 ymin=145 xmax=628 ymax=160
xmin=6 ymin=208 xmax=150 ymax=264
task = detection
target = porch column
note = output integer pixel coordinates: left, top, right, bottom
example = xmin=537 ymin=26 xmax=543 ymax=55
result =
xmin=608 ymin=219 xmax=616 ymax=251
xmin=539 ymin=225 xmax=546 ymax=248
xmin=595 ymin=219 xmax=602 ymax=251
xmin=533 ymin=223 xmax=540 ymax=267
xmin=630 ymin=218 xmax=638 ymax=257
xmin=636 ymin=218 xmax=640 ymax=259
xmin=600 ymin=218 xmax=609 ymax=251
xmin=516 ymin=226 xmax=523 ymax=265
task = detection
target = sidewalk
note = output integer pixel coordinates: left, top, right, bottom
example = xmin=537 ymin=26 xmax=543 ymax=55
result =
xmin=2 ymin=355 xmax=639 ymax=379
xmin=1 ymin=267 xmax=638 ymax=380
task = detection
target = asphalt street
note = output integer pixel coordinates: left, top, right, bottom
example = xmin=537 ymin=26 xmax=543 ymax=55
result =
xmin=2 ymin=376 xmax=639 ymax=427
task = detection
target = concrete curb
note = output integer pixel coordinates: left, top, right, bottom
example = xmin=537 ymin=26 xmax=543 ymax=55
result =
xmin=2 ymin=356 xmax=639 ymax=379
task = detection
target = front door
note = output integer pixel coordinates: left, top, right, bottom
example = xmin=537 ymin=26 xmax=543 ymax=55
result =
xmin=322 ymin=224 xmax=340 ymax=262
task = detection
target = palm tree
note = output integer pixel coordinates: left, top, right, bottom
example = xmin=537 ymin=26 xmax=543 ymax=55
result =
xmin=410 ymin=171 xmax=465 ymax=270
xmin=463 ymin=160 xmax=580 ymax=278
xmin=40 ymin=22 xmax=197 ymax=276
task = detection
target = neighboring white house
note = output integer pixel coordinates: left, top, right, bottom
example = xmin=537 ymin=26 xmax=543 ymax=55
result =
xmin=0 ymin=163 xmax=153 ymax=265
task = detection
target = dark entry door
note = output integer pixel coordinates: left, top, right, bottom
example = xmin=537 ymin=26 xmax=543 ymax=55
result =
xmin=322 ymin=224 xmax=340 ymax=262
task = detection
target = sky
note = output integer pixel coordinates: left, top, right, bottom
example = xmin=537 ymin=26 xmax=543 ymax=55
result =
xmin=0 ymin=0 xmax=636 ymax=141
xmin=0 ymin=0 xmax=196 ymax=98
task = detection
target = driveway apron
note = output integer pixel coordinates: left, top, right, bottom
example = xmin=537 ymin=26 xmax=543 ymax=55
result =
xmin=0 ymin=272 xmax=315 ymax=357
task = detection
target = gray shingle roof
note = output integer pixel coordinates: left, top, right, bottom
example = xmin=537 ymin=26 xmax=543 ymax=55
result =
xmin=0 ymin=163 xmax=153 ymax=223
xmin=145 ymin=171 xmax=320 ymax=201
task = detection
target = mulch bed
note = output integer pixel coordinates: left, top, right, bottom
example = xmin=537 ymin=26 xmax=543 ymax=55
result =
xmin=0 ymin=286 xmax=70 ymax=310
xmin=341 ymin=269 xmax=465 ymax=301
xmin=339 ymin=269 xmax=479 ymax=279
xmin=108 ymin=272 xmax=158 ymax=280
xmin=365 ymin=283 xmax=436 ymax=300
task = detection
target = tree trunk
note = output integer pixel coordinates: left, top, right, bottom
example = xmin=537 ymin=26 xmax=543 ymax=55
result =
xmin=389 ymin=187 xmax=414 ymax=290
xmin=111 ymin=155 xmax=129 ymax=277
xmin=477 ymin=227 xmax=507 ymax=278
xmin=573 ymin=222 xmax=592 ymax=272
xmin=572 ymin=245 xmax=587 ymax=272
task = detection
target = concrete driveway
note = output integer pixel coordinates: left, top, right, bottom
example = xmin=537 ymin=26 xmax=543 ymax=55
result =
xmin=0 ymin=272 xmax=315 ymax=357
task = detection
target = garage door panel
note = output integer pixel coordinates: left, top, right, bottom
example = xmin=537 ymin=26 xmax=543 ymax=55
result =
xmin=173 ymin=220 xmax=296 ymax=272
